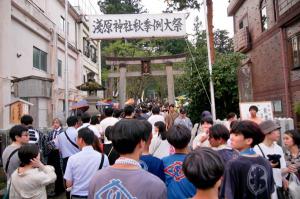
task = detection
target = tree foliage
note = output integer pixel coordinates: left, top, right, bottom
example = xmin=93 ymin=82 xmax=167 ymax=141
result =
xmin=183 ymin=27 xmax=243 ymax=123
xmin=98 ymin=0 xmax=146 ymax=14
xmin=164 ymin=0 xmax=200 ymax=12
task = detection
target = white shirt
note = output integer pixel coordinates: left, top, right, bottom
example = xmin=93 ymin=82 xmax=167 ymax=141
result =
xmin=76 ymin=123 xmax=90 ymax=132
xmin=88 ymin=125 xmax=101 ymax=138
xmin=192 ymin=132 xmax=211 ymax=149
xmin=254 ymin=142 xmax=287 ymax=187
xmin=55 ymin=127 xmax=80 ymax=158
xmin=77 ymin=123 xmax=101 ymax=138
xmin=174 ymin=117 xmax=193 ymax=131
xmin=10 ymin=165 xmax=56 ymax=199
xmin=149 ymin=137 xmax=171 ymax=159
xmin=99 ymin=117 xmax=119 ymax=144
xmin=147 ymin=114 xmax=165 ymax=135
xmin=64 ymin=146 xmax=109 ymax=196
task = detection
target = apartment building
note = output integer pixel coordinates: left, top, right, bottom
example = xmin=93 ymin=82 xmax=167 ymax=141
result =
xmin=228 ymin=0 xmax=300 ymax=124
xmin=0 ymin=0 xmax=102 ymax=129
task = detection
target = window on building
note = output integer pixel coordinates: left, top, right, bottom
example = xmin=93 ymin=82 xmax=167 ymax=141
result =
xmin=62 ymin=99 xmax=65 ymax=112
xmin=260 ymin=0 xmax=268 ymax=32
xmin=33 ymin=47 xmax=47 ymax=72
xmin=291 ymin=35 xmax=300 ymax=68
xmin=83 ymin=75 xmax=86 ymax=83
xmin=57 ymin=59 xmax=62 ymax=77
xmin=238 ymin=15 xmax=248 ymax=30
xmin=273 ymin=0 xmax=278 ymax=22
xmin=60 ymin=16 xmax=65 ymax=31
xmin=83 ymin=37 xmax=90 ymax=57
xmin=272 ymin=100 xmax=282 ymax=113
xmin=239 ymin=21 xmax=244 ymax=29
xmin=90 ymin=46 xmax=97 ymax=63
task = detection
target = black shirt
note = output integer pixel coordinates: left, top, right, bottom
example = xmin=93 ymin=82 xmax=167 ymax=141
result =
xmin=221 ymin=155 xmax=275 ymax=199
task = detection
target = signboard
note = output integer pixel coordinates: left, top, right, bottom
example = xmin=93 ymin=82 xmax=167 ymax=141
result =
xmin=10 ymin=102 xmax=31 ymax=124
xmin=239 ymin=101 xmax=274 ymax=120
xmin=89 ymin=13 xmax=186 ymax=39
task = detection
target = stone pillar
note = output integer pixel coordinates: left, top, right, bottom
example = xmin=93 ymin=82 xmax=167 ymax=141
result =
xmin=166 ymin=63 xmax=175 ymax=104
xmin=0 ymin=0 xmax=12 ymax=129
xmin=107 ymin=65 xmax=114 ymax=98
xmin=119 ymin=64 xmax=127 ymax=108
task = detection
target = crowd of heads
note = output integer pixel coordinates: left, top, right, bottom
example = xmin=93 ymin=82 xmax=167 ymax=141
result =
xmin=5 ymin=102 xmax=300 ymax=199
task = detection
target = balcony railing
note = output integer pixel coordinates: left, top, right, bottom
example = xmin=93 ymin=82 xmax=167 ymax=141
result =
xmin=278 ymin=0 xmax=300 ymax=16
xmin=233 ymin=27 xmax=251 ymax=53
xmin=227 ymin=0 xmax=246 ymax=16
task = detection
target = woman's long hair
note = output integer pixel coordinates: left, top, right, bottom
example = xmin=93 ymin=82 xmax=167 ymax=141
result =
xmin=155 ymin=121 xmax=167 ymax=140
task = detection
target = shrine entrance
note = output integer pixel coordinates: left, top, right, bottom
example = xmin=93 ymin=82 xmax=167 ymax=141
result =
xmin=105 ymin=53 xmax=186 ymax=108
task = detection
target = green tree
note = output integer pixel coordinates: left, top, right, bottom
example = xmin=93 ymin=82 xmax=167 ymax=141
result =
xmin=98 ymin=0 xmax=191 ymax=101
xmin=214 ymin=29 xmax=233 ymax=53
xmin=183 ymin=28 xmax=243 ymax=123
xmin=98 ymin=0 xmax=145 ymax=14
xmin=164 ymin=0 xmax=200 ymax=12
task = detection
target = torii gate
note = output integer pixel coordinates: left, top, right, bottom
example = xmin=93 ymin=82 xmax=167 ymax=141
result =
xmin=105 ymin=53 xmax=186 ymax=108
xmin=89 ymin=13 xmax=187 ymax=108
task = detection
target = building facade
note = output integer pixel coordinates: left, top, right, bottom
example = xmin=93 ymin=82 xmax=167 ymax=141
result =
xmin=228 ymin=0 xmax=300 ymax=124
xmin=0 ymin=0 xmax=102 ymax=129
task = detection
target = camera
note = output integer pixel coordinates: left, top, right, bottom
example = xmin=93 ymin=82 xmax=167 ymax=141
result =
xmin=267 ymin=154 xmax=281 ymax=168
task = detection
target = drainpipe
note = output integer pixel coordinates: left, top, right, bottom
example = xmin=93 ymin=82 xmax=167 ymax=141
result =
xmin=64 ymin=0 xmax=69 ymax=121
xmin=280 ymin=28 xmax=292 ymax=117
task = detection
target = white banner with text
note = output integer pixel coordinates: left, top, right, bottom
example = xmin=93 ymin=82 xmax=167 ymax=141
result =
xmin=89 ymin=13 xmax=186 ymax=39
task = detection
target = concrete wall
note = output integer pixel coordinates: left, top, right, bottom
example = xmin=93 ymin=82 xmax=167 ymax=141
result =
xmin=11 ymin=19 xmax=50 ymax=78
xmin=0 ymin=0 xmax=103 ymax=129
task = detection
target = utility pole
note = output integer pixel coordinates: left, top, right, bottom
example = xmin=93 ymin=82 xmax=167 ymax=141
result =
xmin=64 ymin=0 xmax=69 ymax=121
xmin=203 ymin=0 xmax=216 ymax=120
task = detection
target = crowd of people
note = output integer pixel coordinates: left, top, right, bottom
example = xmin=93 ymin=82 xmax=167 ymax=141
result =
xmin=2 ymin=104 xmax=300 ymax=199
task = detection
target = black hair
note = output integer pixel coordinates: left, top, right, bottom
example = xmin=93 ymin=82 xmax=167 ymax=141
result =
xmin=152 ymin=106 xmax=160 ymax=114
xmin=93 ymin=135 xmax=102 ymax=153
xmin=111 ymin=119 xmax=147 ymax=154
xmin=230 ymin=120 xmax=265 ymax=147
xmin=78 ymin=127 xmax=95 ymax=145
xmin=284 ymin=129 xmax=300 ymax=146
xmin=90 ymin=115 xmax=100 ymax=125
xmin=9 ymin=125 xmax=28 ymax=142
xmin=141 ymin=120 xmax=152 ymax=142
xmin=200 ymin=116 xmax=213 ymax=125
xmin=20 ymin=115 xmax=33 ymax=125
xmin=124 ymin=105 xmax=135 ymax=117
xmin=18 ymin=144 xmax=39 ymax=167
xmin=154 ymin=121 xmax=167 ymax=140
xmin=113 ymin=109 xmax=122 ymax=118
xmin=183 ymin=147 xmax=224 ymax=190
xmin=230 ymin=120 xmax=238 ymax=129
xmin=67 ymin=116 xmax=79 ymax=127
xmin=169 ymin=104 xmax=175 ymax=108
xmin=209 ymin=124 xmax=230 ymax=141
xmin=135 ymin=108 xmax=142 ymax=114
xmin=249 ymin=105 xmax=258 ymax=112
xmin=141 ymin=108 xmax=148 ymax=114
xmin=167 ymin=125 xmax=191 ymax=149
xmin=105 ymin=126 xmax=113 ymax=141
xmin=179 ymin=108 xmax=187 ymax=114
xmin=81 ymin=113 xmax=91 ymax=123
xmin=226 ymin=112 xmax=236 ymax=120
xmin=104 ymin=107 xmax=114 ymax=117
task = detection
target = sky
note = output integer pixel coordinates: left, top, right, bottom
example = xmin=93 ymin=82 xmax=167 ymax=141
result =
xmin=69 ymin=0 xmax=233 ymax=37
xmin=142 ymin=0 xmax=233 ymax=37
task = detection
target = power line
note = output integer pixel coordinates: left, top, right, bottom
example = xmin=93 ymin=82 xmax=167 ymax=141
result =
xmin=184 ymin=37 xmax=211 ymax=105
